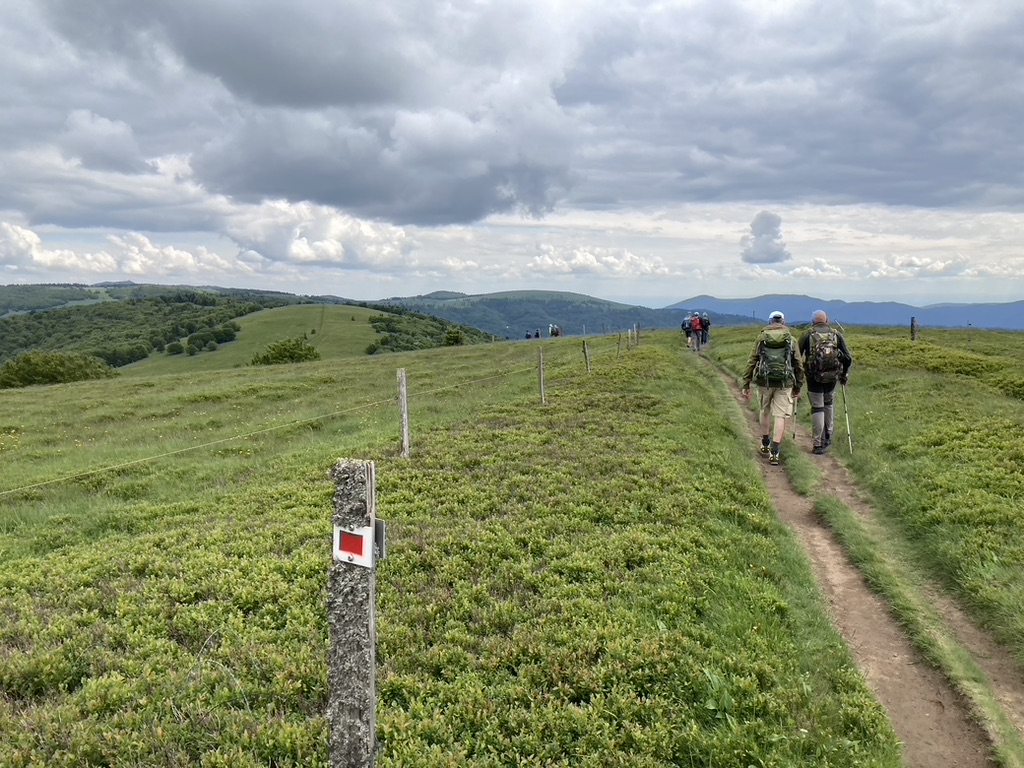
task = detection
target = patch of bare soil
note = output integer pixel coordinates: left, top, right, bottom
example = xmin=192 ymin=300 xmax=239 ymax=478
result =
xmin=719 ymin=373 xmax=1003 ymax=767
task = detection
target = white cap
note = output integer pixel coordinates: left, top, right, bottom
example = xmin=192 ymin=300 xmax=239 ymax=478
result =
xmin=769 ymin=310 xmax=784 ymax=321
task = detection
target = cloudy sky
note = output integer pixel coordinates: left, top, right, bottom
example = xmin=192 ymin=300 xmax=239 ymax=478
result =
xmin=1 ymin=0 xmax=1022 ymax=308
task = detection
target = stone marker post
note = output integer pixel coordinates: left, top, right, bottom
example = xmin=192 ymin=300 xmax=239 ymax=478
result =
xmin=327 ymin=460 xmax=385 ymax=768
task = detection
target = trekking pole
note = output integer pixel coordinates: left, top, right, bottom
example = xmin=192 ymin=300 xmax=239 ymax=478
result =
xmin=830 ymin=319 xmax=854 ymax=453
xmin=841 ymin=382 xmax=853 ymax=454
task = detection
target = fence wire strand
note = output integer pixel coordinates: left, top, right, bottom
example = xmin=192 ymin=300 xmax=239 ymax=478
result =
xmin=0 ymin=359 xmax=557 ymax=498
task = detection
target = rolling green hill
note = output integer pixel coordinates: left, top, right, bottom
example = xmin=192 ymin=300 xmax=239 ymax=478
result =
xmin=120 ymin=304 xmax=382 ymax=375
xmin=0 ymin=288 xmax=293 ymax=367
xmin=0 ymin=286 xmax=496 ymax=385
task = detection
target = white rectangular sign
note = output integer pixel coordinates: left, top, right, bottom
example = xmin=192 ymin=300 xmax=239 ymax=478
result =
xmin=333 ymin=524 xmax=375 ymax=568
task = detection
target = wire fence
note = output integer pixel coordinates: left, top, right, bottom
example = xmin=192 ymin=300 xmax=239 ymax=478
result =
xmin=0 ymin=331 xmax=643 ymax=501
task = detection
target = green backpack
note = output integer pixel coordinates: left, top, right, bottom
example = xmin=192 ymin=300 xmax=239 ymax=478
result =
xmin=754 ymin=329 xmax=794 ymax=386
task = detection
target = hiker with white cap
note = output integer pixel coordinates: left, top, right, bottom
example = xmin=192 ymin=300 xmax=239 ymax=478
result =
xmin=740 ymin=311 xmax=805 ymax=465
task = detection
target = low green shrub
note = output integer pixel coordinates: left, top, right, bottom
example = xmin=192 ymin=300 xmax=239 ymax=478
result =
xmin=0 ymin=350 xmax=117 ymax=388
xmin=250 ymin=337 xmax=321 ymax=366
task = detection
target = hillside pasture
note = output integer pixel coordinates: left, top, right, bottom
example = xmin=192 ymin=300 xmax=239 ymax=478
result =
xmin=0 ymin=333 xmax=905 ymax=766
xmin=121 ymin=304 xmax=382 ymax=375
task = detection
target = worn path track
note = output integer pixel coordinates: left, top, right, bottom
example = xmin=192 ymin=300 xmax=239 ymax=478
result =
xmin=716 ymin=368 xmax=1007 ymax=767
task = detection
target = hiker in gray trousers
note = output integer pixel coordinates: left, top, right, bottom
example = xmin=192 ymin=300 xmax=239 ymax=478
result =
xmin=798 ymin=310 xmax=852 ymax=454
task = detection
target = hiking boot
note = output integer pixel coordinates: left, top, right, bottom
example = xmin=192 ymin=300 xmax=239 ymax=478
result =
xmin=822 ymin=430 xmax=832 ymax=448
xmin=769 ymin=450 xmax=780 ymax=465
xmin=759 ymin=436 xmax=771 ymax=454
xmin=812 ymin=445 xmax=826 ymax=455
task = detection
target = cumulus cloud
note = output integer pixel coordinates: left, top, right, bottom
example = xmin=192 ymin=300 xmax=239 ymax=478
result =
xmin=964 ymin=257 xmax=1024 ymax=279
xmin=111 ymin=233 xmax=237 ymax=276
xmin=223 ymin=201 xmax=416 ymax=269
xmin=530 ymin=243 xmax=669 ymax=276
xmin=0 ymin=222 xmax=118 ymax=273
xmin=740 ymin=211 xmax=792 ymax=265
xmin=790 ymin=258 xmax=845 ymax=279
xmin=0 ymin=222 xmax=245 ymax=280
xmin=864 ymin=253 xmax=972 ymax=280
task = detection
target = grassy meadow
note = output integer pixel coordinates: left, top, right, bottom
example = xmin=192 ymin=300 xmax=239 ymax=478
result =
xmin=4 ymin=309 xmax=1022 ymax=767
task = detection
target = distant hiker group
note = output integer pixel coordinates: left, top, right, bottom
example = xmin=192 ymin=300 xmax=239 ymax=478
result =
xmin=739 ymin=309 xmax=852 ymax=465
xmin=681 ymin=311 xmax=711 ymax=352
xmin=525 ymin=325 xmax=562 ymax=339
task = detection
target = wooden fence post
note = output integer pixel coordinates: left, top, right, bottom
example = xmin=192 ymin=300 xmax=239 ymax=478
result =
xmin=582 ymin=339 xmax=592 ymax=374
xmin=617 ymin=332 xmax=622 ymax=359
xmin=397 ymin=369 xmax=410 ymax=458
xmin=538 ymin=347 xmax=547 ymax=405
xmin=327 ymin=460 xmax=386 ymax=768
xmin=910 ymin=317 xmax=918 ymax=342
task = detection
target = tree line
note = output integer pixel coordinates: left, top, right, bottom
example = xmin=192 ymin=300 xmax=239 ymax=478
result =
xmin=0 ymin=290 xmax=295 ymax=368
xmin=0 ymin=284 xmax=99 ymax=314
xmin=363 ymin=305 xmax=493 ymax=353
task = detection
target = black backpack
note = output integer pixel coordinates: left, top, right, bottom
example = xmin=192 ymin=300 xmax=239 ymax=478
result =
xmin=807 ymin=329 xmax=843 ymax=384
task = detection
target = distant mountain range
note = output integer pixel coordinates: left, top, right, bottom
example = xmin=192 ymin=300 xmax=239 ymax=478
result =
xmin=672 ymin=295 xmax=1024 ymax=330
xmin=3 ymin=284 xmax=1021 ymax=341
xmin=355 ymin=290 xmax=752 ymax=338
xmin=361 ymin=289 xmax=1024 ymax=336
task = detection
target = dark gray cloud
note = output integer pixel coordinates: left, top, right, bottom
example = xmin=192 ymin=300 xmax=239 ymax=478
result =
xmin=60 ymin=110 xmax=151 ymax=173
xmin=25 ymin=0 xmax=579 ymax=226
xmin=552 ymin=0 xmax=1024 ymax=211
xmin=740 ymin=211 xmax=791 ymax=265
xmin=16 ymin=0 xmax=1024 ymax=227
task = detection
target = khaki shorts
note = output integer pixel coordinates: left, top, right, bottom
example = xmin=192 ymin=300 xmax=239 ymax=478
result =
xmin=758 ymin=385 xmax=795 ymax=419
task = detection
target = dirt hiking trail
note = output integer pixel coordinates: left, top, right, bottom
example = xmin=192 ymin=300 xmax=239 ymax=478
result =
xmin=716 ymin=368 xmax=1024 ymax=767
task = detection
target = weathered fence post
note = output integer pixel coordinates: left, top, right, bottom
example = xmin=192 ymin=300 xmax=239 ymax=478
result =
xmin=327 ymin=460 xmax=386 ymax=768
xmin=910 ymin=317 xmax=918 ymax=342
xmin=634 ymin=323 xmax=640 ymax=347
xmin=397 ymin=369 xmax=410 ymax=458
xmin=582 ymin=339 xmax=592 ymax=374
xmin=538 ymin=347 xmax=547 ymax=405
xmin=617 ymin=332 xmax=623 ymax=359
